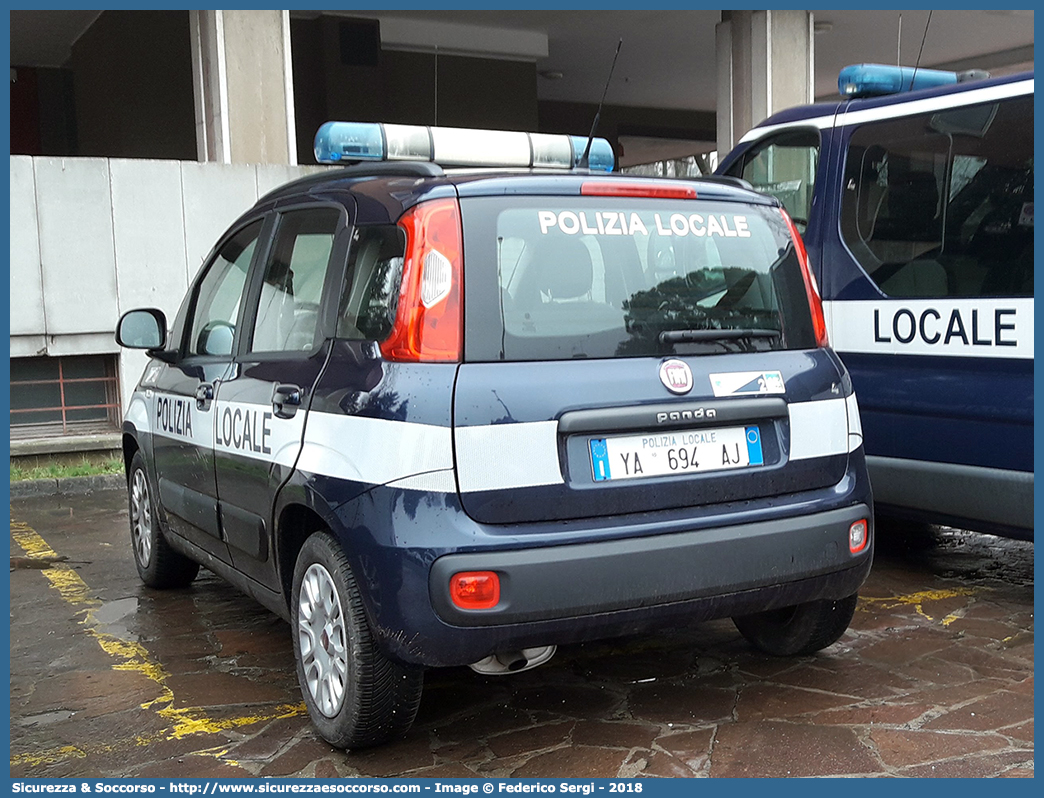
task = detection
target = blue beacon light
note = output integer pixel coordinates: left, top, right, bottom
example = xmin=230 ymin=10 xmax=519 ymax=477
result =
xmin=313 ymin=121 xmax=386 ymax=162
xmin=838 ymin=64 xmax=961 ymax=98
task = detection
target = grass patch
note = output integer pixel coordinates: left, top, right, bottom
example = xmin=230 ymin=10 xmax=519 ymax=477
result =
xmin=10 ymin=457 xmax=124 ymax=482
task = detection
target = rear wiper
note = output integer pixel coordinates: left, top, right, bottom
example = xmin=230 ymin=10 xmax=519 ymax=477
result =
xmin=659 ymin=328 xmax=781 ymax=345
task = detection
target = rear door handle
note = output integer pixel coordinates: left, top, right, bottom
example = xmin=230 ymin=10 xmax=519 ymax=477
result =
xmin=194 ymin=383 xmax=215 ymax=411
xmin=272 ymin=384 xmax=302 ymax=419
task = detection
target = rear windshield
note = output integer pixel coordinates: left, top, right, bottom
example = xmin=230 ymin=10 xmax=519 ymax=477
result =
xmin=461 ymin=196 xmax=816 ymax=361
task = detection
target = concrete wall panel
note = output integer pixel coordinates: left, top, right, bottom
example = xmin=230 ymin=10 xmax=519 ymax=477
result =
xmin=110 ymin=159 xmax=189 ymax=319
xmin=120 ymin=349 xmax=151 ymax=412
xmin=179 ymin=161 xmax=259 ymax=283
xmin=10 ymin=155 xmax=326 ymax=432
xmin=34 ymin=157 xmax=120 ymax=337
xmin=255 ymin=163 xmax=328 ymax=198
xmin=9 ymin=156 xmax=45 ymax=338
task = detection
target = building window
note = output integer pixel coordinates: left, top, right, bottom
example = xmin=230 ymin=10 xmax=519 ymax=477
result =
xmin=10 ymin=355 xmax=122 ymax=440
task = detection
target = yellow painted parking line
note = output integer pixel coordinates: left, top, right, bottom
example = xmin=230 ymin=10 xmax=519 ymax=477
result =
xmin=10 ymin=516 xmax=306 ymax=770
xmin=858 ymin=586 xmax=984 ymax=624
xmin=10 ymin=746 xmax=89 ymax=769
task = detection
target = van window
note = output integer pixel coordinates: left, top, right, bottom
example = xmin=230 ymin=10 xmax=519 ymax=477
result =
xmin=461 ymin=196 xmax=817 ymax=361
xmin=728 ymin=130 xmax=819 ymax=233
xmin=840 ymin=95 xmax=1033 ymax=298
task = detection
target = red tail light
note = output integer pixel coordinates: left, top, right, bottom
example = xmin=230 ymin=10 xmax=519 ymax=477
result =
xmin=781 ymin=208 xmax=828 ymax=348
xmin=381 ymin=198 xmax=463 ymax=362
xmin=581 ymin=181 xmax=698 ymax=199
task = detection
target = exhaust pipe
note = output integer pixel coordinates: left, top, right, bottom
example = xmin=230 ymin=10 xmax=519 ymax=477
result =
xmin=469 ymin=645 xmax=556 ymax=676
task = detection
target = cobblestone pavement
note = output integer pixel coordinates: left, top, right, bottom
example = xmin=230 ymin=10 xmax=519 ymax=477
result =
xmin=10 ymin=491 xmax=1033 ymax=778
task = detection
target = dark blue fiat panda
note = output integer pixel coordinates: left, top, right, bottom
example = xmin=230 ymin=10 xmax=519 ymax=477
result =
xmin=116 ymin=122 xmax=873 ymax=749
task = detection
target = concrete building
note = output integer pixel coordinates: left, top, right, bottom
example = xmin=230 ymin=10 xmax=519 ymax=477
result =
xmin=8 ymin=10 xmax=1034 ymax=459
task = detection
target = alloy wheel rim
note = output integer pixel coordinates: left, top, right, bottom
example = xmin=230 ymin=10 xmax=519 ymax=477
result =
xmin=298 ymin=563 xmax=348 ymax=717
xmin=130 ymin=469 xmax=152 ymax=567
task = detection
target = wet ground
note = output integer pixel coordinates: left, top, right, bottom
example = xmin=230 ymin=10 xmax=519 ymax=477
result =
xmin=9 ymin=490 xmax=1033 ymax=778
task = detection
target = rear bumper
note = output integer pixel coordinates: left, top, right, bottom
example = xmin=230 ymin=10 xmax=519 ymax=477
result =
xmin=326 ymin=451 xmax=874 ymax=668
xmin=430 ymin=503 xmax=872 ymax=626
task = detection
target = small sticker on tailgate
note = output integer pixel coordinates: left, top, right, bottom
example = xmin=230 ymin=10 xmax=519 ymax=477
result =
xmin=709 ymin=371 xmax=785 ymax=397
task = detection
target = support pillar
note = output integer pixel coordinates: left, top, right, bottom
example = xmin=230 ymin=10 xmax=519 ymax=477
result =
xmin=189 ymin=10 xmax=297 ymax=164
xmin=715 ymin=10 xmax=814 ymax=153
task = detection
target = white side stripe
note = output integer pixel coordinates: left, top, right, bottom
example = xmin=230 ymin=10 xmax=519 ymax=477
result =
xmin=145 ymin=392 xmax=455 ymax=489
xmin=125 ymin=393 xmax=151 ymax=434
xmin=739 ymin=79 xmax=1032 ymax=143
xmin=845 ymin=393 xmax=863 ymax=453
xmin=141 ymin=393 xmax=861 ymax=492
xmin=455 ymin=421 xmax=564 ymax=493
xmin=297 ymin=412 xmax=453 ymax=486
xmin=824 ymin=299 xmax=1033 ymax=360
xmin=788 ymin=398 xmax=849 ymax=461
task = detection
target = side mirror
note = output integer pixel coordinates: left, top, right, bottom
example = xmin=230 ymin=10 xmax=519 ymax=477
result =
xmin=116 ymin=308 xmax=168 ymax=351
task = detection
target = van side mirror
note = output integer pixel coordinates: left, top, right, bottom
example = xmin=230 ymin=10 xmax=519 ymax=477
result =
xmin=117 ymin=308 xmax=169 ymax=352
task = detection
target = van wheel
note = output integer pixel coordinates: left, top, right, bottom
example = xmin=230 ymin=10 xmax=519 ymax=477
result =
xmin=292 ymin=532 xmax=423 ymax=749
xmin=733 ymin=594 xmax=858 ymax=657
xmin=128 ymin=451 xmax=200 ymax=588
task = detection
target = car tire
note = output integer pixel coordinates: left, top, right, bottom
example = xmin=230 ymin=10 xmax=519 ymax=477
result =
xmin=292 ymin=532 xmax=423 ymax=749
xmin=128 ymin=451 xmax=200 ymax=589
xmin=732 ymin=593 xmax=858 ymax=657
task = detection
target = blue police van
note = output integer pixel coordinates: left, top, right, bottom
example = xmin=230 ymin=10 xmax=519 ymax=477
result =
xmin=718 ymin=65 xmax=1033 ymax=540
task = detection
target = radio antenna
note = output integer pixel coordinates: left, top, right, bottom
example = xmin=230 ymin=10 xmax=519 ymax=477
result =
xmin=896 ymin=13 xmax=902 ymax=66
xmin=908 ymin=10 xmax=933 ymax=90
xmin=578 ymin=38 xmax=623 ymax=170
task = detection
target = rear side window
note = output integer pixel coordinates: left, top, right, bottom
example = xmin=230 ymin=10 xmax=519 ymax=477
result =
xmin=461 ymin=196 xmax=816 ymax=361
xmin=337 ymin=225 xmax=406 ymax=340
xmin=840 ymin=94 xmax=1033 ymax=298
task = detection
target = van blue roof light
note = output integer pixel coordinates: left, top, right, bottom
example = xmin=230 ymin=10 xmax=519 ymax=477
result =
xmin=314 ymin=121 xmax=614 ymax=172
xmin=838 ymin=64 xmax=960 ymax=98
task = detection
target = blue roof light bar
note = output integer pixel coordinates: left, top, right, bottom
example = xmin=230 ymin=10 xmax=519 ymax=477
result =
xmin=314 ymin=121 xmax=614 ymax=172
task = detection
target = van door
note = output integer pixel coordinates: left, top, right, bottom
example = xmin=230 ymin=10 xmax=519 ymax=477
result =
xmin=825 ymin=87 xmax=1033 ymax=533
xmin=719 ymin=103 xmax=844 ymax=290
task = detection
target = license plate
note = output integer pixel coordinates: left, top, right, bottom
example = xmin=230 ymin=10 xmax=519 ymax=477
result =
xmin=589 ymin=426 xmax=763 ymax=482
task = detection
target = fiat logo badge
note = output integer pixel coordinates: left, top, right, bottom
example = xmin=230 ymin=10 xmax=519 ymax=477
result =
xmin=659 ymin=359 xmax=693 ymax=395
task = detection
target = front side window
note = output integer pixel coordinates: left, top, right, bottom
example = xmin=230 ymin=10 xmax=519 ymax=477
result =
xmin=250 ymin=208 xmax=340 ymax=353
xmin=729 ymin=129 xmax=820 ymax=233
xmin=840 ymin=95 xmax=1033 ymax=298
xmin=187 ymin=221 xmax=261 ymax=357
xmin=461 ymin=197 xmax=816 ymax=362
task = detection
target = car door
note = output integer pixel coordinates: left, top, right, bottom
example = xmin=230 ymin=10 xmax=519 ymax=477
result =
xmin=212 ymin=204 xmax=351 ymax=589
xmin=151 ymin=218 xmax=266 ymax=563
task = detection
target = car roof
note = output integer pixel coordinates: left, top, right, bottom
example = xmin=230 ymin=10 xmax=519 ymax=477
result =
xmin=253 ymin=163 xmax=779 ymax=226
xmin=753 ymin=68 xmax=1033 ymax=130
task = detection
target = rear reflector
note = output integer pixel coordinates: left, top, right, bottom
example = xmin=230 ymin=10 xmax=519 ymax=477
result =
xmin=381 ymin=198 xmax=463 ymax=362
xmin=581 ymin=181 xmax=698 ymax=199
xmin=450 ymin=571 xmax=501 ymax=610
xmin=849 ymin=519 xmax=869 ymax=554
xmin=781 ymin=208 xmax=829 ymax=348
